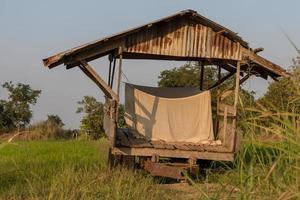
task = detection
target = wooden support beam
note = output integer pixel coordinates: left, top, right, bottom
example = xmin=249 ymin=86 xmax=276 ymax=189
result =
xmin=110 ymin=58 xmax=117 ymax=87
xmin=239 ymin=73 xmax=251 ymax=86
xmin=243 ymin=49 xmax=289 ymax=78
xmin=108 ymin=54 xmax=113 ymax=86
xmin=78 ymin=60 xmax=118 ymax=100
xmin=209 ymin=71 xmax=235 ymax=90
xmin=115 ymin=47 xmax=123 ymax=124
xmin=113 ymin=147 xmax=235 ymax=162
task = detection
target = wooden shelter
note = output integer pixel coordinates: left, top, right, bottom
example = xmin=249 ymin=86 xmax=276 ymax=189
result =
xmin=43 ymin=10 xmax=289 ymax=179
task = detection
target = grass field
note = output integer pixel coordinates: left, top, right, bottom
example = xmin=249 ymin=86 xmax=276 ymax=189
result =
xmin=0 ymin=139 xmax=185 ymax=200
xmin=0 ymin=126 xmax=299 ymax=200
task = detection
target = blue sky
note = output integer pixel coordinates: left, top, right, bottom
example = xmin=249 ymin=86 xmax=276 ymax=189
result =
xmin=0 ymin=0 xmax=299 ymax=128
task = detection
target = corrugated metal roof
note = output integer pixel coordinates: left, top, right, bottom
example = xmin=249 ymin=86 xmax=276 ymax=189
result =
xmin=43 ymin=10 xmax=247 ymax=68
xmin=42 ymin=9 xmax=289 ymax=78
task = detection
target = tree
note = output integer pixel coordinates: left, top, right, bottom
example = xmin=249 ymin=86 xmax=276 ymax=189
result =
xmin=46 ymin=114 xmax=64 ymax=128
xmin=258 ymin=59 xmax=300 ymax=113
xmin=158 ymin=62 xmax=255 ymax=106
xmin=118 ymin=104 xmax=126 ymax=128
xmin=76 ymin=96 xmax=105 ymax=139
xmin=258 ymin=35 xmax=300 ymax=114
xmin=76 ymin=96 xmax=126 ymax=139
xmin=0 ymin=100 xmax=15 ymax=131
xmin=158 ymin=62 xmax=218 ymax=88
xmin=157 ymin=62 xmax=256 ymax=133
xmin=0 ymin=82 xmax=41 ymax=132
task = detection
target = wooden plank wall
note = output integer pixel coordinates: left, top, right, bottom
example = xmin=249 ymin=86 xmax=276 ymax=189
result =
xmin=125 ymin=19 xmax=242 ymax=61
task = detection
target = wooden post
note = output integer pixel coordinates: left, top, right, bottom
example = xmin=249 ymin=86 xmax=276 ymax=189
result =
xmin=115 ymin=47 xmax=123 ymax=124
xmin=232 ymin=61 xmax=241 ymax=152
xmin=216 ymin=64 xmax=221 ymax=138
xmin=233 ymin=61 xmax=241 ymax=111
xmin=117 ymin=47 xmax=123 ymax=101
xmin=199 ymin=62 xmax=205 ymax=90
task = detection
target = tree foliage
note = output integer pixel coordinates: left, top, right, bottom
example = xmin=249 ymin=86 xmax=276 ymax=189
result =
xmin=258 ymin=59 xmax=300 ymax=113
xmin=0 ymin=82 xmax=41 ymax=132
xmin=76 ymin=96 xmax=105 ymax=139
xmin=29 ymin=114 xmax=75 ymax=140
xmin=46 ymin=114 xmax=65 ymax=128
xmin=158 ymin=62 xmax=255 ymax=106
xmin=158 ymin=62 xmax=218 ymax=88
xmin=76 ymin=96 xmax=126 ymax=139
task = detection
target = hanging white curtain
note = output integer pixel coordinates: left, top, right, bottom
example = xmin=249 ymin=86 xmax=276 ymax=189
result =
xmin=125 ymin=84 xmax=214 ymax=143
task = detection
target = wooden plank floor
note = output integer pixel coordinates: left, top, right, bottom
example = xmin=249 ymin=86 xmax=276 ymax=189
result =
xmin=115 ymin=128 xmax=231 ymax=153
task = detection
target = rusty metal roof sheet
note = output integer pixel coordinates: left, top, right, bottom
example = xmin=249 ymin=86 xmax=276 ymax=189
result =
xmin=43 ymin=10 xmax=247 ymax=67
xmin=42 ymin=9 xmax=289 ymax=78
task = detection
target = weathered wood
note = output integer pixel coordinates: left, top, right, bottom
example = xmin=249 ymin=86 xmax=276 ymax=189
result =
xmin=151 ymin=140 xmax=167 ymax=149
xmin=239 ymin=73 xmax=251 ymax=86
xmin=173 ymin=143 xmax=191 ymax=151
xmin=115 ymin=129 xmax=230 ymax=152
xmin=223 ymin=106 xmax=228 ymax=145
xmin=104 ymin=99 xmax=117 ymax=146
xmin=66 ymin=41 xmax=124 ymax=69
xmin=218 ymin=103 xmax=236 ymax=116
xmin=79 ymin=60 xmax=118 ymax=100
xmin=209 ymin=71 xmax=235 ymax=90
xmin=110 ymin=58 xmax=116 ymax=87
xmin=161 ymin=141 xmax=176 ymax=150
xmin=113 ymin=147 xmax=235 ymax=161
xmin=108 ymin=54 xmax=113 ymax=86
xmin=104 ymin=114 xmax=116 ymax=145
xmin=220 ymin=90 xmax=234 ymax=101
xmin=151 ymin=154 xmax=159 ymax=163
xmin=116 ymin=47 xmax=123 ymax=99
xmin=233 ymin=61 xmax=240 ymax=114
xmin=243 ymin=49 xmax=289 ymax=78
xmin=232 ymin=61 xmax=241 ymax=152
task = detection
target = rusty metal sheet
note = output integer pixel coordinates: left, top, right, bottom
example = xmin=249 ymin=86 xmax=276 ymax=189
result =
xmin=43 ymin=9 xmax=288 ymax=78
xmin=143 ymin=160 xmax=186 ymax=180
xmin=126 ymin=20 xmax=242 ymax=61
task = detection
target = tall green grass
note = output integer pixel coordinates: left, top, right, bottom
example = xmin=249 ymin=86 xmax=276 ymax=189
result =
xmin=187 ymin=80 xmax=300 ymax=199
xmin=0 ymin=139 xmax=182 ymax=200
xmin=1 ymin=74 xmax=300 ymax=199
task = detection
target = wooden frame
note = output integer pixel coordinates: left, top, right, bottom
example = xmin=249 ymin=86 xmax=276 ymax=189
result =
xmin=78 ymin=58 xmax=243 ymax=160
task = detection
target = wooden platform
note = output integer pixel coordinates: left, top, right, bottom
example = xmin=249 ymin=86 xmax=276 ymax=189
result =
xmin=115 ymin=128 xmax=232 ymax=153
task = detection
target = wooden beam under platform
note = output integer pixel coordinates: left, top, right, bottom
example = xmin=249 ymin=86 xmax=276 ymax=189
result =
xmin=112 ymin=147 xmax=235 ymax=162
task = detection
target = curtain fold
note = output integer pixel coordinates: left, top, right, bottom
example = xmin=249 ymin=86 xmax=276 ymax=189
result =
xmin=125 ymin=83 xmax=214 ymax=143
